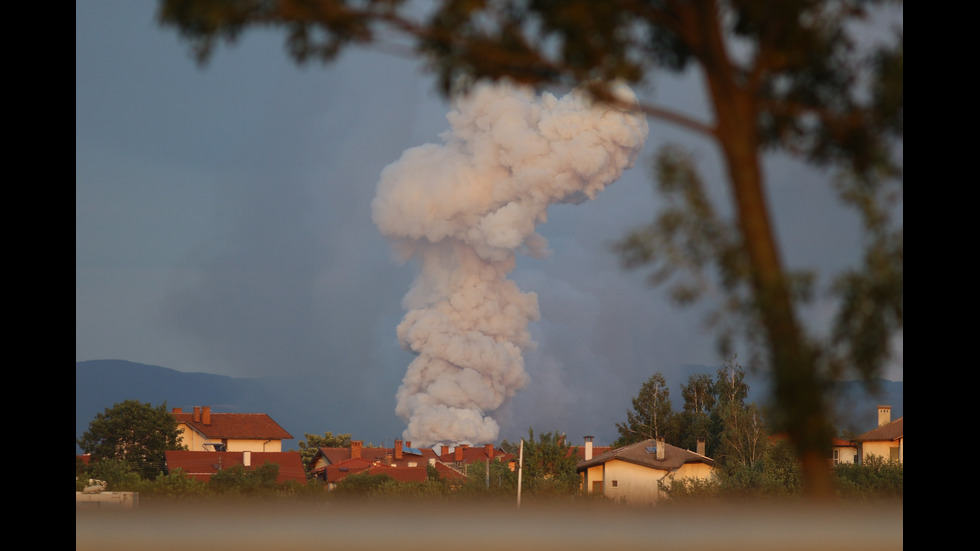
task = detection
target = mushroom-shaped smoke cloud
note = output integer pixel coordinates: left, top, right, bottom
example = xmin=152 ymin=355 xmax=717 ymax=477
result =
xmin=372 ymin=81 xmax=648 ymax=447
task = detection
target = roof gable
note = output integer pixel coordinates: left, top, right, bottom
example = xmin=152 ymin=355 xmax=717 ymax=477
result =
xmin=576 ymin=439 xmax=713 ymax=472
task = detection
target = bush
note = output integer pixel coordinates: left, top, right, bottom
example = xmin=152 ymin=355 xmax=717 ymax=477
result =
xmin=147 ymin=468 xmax=208 ymax=498
xmin=659 ymin=476 xmax=723 ymax=503
xmin=83 ymin=458 xmax=145 ymax=492
xmin=208 ymin=462 xmax=282 ymax=496
xmin=834 ymin=455 xmax=902 ymax=500
xmin=330 ymin=473 xmax=395 ymax=497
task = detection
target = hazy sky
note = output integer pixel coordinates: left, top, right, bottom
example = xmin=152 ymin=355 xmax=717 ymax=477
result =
xmin=76 ymin=2 xmax=902 ymax=446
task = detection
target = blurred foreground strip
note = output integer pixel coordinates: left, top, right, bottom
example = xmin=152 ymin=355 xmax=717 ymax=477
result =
xmin=76 ymin=500 xmax=902 ymax=551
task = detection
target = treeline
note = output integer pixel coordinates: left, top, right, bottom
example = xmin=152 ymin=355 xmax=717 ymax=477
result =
xmin=76 ymin=357 xmax=901 ymax=503
xmin=613 ymin=355 xmax=769 ymax=468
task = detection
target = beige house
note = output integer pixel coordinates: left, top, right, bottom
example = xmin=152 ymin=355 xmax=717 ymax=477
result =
xmin=171 ymin=406 xmax=293 ymax=453
xmin=576 ymin=437 xmax=715 ymax=505
xmin=854 ymin=405 xmax=903 ymax=464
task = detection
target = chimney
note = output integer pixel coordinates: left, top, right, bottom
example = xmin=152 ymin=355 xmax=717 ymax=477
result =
xmin=193 ymin=406 xmax=201 ymax=423
xmin=202 ymin=406 xmax=211 ymax=425
xmin=395 ymin=440 xmax=403 ymax=460
xmin=454 ymin=446 xmax=463 ymax=462
xmin=584 ymin=436 xmax=594 ymax=461
xmin=406 ymin=441 xmax=412 ymax=448
xmin=441 ymin=445 xmax=449 ymax=457
xmin=351 ymin=440 xmax=362 ymax=459
xmin=484 ymin=443 xmax=494 ymax=459
xmin=243 ymin=450 xmax=251 ymax=467
xmin=697 ymin=437 xmax=706 ymax=456
xmin=656 ymin=436 xmax=665 ymax=460
xmin=172 ymin=407 xmax=182 ymax=414
xmin=878 ymin=405 xmax=892 ymax=427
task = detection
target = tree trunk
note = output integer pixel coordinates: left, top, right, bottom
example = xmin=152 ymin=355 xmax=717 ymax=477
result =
xmin=693 ymin=1 xmax=836 ymax=499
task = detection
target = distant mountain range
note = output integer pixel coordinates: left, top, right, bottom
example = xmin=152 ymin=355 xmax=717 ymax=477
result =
xmin=76 ymin=359 xmax=902 ymax=454
xmin=75 ymin=359 xmax=405 ymax=455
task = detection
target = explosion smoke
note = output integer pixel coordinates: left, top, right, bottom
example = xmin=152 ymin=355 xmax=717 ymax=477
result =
xmin=372 ymin=81 xmax=648 ymax=447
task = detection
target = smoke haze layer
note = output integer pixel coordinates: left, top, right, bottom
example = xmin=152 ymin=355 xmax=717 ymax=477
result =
xmin=372 ymin=81 xmax=648 ymax=447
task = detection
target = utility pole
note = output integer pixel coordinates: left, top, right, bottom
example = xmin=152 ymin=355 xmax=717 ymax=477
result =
xmin=517 ymin=439 xmax=524 ymax=508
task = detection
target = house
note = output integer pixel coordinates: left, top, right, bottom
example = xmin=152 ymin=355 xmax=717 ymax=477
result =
xmin=310 ymin=440 xmax=466 ymax=489
xmin=576 ymin=436 xmax=715 ymax=505
xmin=854 ymin=405 xmax=903 ymax=464
xmin=171 ymin=406 xmax=293 ymax=452
xmin=164 ymin=450 xmax=307 ymax=485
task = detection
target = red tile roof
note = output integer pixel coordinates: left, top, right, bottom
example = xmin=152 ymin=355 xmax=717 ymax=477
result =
xmin=367 ymin=465 xmax=428 ymax=483
xmin=432 ymin=462 xmax=467 ymax=480
xmin=568 ymin=446 xmax=613 ymax=460
xmin=313 ymin=443 xmax=440 ymax=468
xmin=435 ymin=444 xmax=511 ymax=465
xmin=310 ymin=442 xmax=471 ymax=484
xmin=318 ymin=458 xmax=449 ymax=484
xmin=164 ymin=450 xmax=306 ymax=485
xmin=172 ymin=408 xmax=293 ymax=440
xmin=320 ymin=457 xmax=375 ymax=482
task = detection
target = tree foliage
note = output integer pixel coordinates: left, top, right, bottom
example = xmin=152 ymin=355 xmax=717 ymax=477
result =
xmin=157 ymin=0 xmax=903 ymax=497
xmin=712 ymin=355 xmax=768 ymax=468
xmin=77 ymin=400 xmax=185 ymax=479
xmin=673 ymin=372 xmax=718 ymax=455
xmin=834 ymin=455 xmax=902 ymax=500
xmin=618 ymin=360 xmax=767 ymax=465
xmin=511 ymin=428 xmax=579 ymax=497
xmin=615 ymin=372 xmax=674 ymax=446
xmin=460 ymin=456 xmax=518 ymax=498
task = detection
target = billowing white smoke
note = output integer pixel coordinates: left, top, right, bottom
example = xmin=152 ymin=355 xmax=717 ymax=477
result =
xmin=372 ymin=81 xmax=648 ymax=447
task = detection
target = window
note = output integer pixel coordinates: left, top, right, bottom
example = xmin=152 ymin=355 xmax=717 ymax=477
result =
xmin=889 ymin=447 xmax=900 ymax=462
xmin=832 ymin=449 xmax=840 ymax=466
xmin=611 ymin=480 xmax=618 ymax=488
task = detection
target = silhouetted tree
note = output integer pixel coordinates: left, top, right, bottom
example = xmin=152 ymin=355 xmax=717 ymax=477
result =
xmin=77 ymin=400 xmax=184 ymax=479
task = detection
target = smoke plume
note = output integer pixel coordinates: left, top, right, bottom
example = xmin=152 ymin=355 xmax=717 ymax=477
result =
xmin=372 ymin=81 xmax=648 ymax=447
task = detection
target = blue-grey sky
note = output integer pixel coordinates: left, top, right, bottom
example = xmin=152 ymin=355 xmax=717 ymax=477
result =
xmin=76 ymin=2 xmax=902 ymax=446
